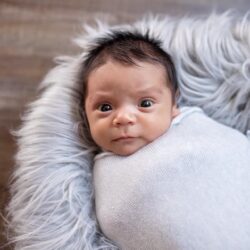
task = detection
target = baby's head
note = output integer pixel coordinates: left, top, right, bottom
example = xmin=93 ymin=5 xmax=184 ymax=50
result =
xmin=81 ymin=31 xmax=180 ymax=156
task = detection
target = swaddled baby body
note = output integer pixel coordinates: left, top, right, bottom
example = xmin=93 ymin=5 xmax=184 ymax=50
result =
xmin=94 ymin=107 xmax=250 ymax=250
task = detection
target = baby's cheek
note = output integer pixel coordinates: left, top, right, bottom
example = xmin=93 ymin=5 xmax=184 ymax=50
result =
xmin=89 ymin=126 xmax=101 ymax=145
xmin=92 ymin=127 xmax=110 ymax=149
xmin=146 ymin=119 xmax=171 ymax=142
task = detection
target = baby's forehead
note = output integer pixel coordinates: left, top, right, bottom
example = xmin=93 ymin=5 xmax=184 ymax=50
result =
xmin=85 ymin=60 xmax=171 ymax=101
xmin=89 ymin=58 xmax=167 ymax=78
xmin=86 ymin=60 xmax=170 ymax=98
xmin=92 ymin=58 xmax=168 ymax=78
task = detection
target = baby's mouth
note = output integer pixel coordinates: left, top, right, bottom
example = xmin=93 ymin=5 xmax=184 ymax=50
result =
xmin=113 ymin=136 xmax=135 ymax=142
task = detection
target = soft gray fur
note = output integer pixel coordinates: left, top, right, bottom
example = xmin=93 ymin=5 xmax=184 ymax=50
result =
xmin=6 ymin=12 xmax=250 ymax=249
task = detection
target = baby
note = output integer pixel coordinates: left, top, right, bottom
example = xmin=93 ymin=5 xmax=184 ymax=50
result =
xmin=81 ymin=32 xmax=250 ymax=249
xmin=82 ymin=32 xmax=180 ymax=156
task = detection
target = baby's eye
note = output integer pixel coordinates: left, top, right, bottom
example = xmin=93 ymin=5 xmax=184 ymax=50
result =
xmin=139 ymin=99 xmax=154 ymax=108
xmin=98 ymin=103 xmax=112 ymax=112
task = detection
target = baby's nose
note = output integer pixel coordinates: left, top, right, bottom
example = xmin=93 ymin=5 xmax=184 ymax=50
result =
xmin=112 ymin=107 xmax=136 ymax=126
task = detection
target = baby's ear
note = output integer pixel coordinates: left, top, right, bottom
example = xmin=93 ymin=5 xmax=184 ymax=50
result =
xmin=174 ymin=89 xmax=180 ymax=102
xmin=172 ymin=103 xmax=180 ymax=118
xmin=172 ymin=90 xmax=180 ymax=118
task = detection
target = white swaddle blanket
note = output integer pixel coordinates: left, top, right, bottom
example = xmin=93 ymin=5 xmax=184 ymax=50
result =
xmin=94 ymin=107 xmax=250 ymax=250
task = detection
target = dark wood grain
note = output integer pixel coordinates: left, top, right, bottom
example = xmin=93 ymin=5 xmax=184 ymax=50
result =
xmin=1 ymin=0 xmax=249 ymax=247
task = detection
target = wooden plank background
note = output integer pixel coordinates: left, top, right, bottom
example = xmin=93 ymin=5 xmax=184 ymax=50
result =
xmin=0 ymin=0 xmax=249 ymax=247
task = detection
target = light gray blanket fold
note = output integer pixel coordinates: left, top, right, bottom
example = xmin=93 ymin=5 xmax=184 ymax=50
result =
xmin=94 ymin=109 xmax=250 ymax=250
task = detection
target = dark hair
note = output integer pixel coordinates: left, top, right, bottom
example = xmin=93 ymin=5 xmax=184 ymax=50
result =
xmin=82 ymin=31 xmax=178 ymax=99
xmin=79 ymin=31 xmax=179 ymax=149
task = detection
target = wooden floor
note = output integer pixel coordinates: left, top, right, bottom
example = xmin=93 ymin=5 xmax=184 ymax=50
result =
xmin=1 ymin=0 xmax=249 ymax=247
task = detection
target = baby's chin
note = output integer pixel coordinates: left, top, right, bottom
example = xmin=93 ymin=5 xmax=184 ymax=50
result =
xmin=113 ymin=149 xmax=140 ymax=156
xmin=114 ymin=148 xmax=139 ymax=156
xmin=109 ymin=140 xmax=148 ymax=156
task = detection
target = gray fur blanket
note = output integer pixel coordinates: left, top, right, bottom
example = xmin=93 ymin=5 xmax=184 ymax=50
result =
xmin=6 ymin=12 xmax=250 ymax=249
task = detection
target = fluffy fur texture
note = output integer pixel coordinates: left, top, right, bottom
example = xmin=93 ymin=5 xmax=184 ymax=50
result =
xmin=6 ymin=12 xmax=250 ymax=249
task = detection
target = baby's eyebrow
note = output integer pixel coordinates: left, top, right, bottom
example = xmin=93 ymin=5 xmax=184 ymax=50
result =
xmin=135 ymin=87 xmax=162 ymax=95
xmin=87 ymin=92 xmax=114 ymax=103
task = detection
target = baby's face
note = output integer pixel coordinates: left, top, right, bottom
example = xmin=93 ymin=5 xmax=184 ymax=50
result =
xmin=85 ymin=60 xmax=179 ymax=156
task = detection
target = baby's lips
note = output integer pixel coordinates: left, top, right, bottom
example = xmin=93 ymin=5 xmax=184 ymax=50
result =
xmin=112 ymin=136 xmax=135 ymax=141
